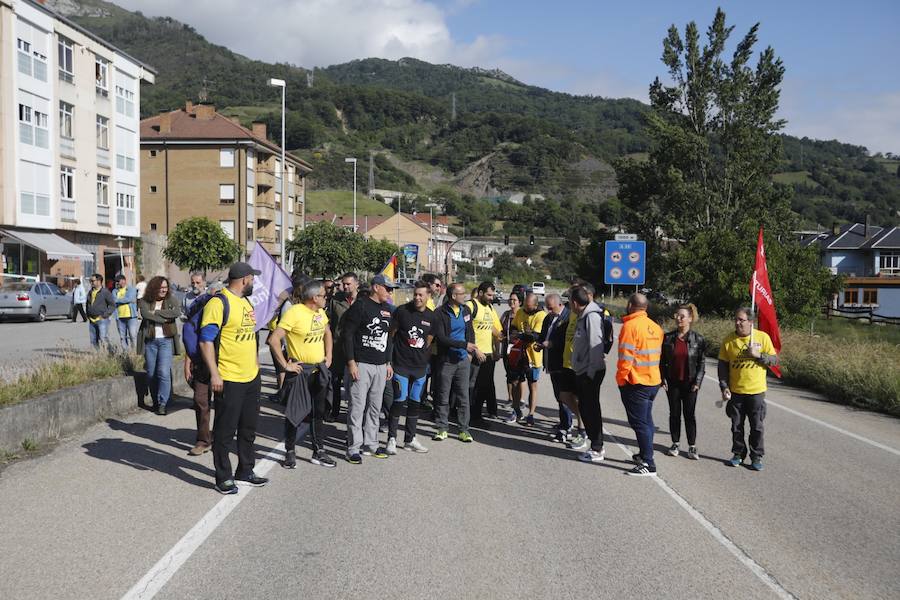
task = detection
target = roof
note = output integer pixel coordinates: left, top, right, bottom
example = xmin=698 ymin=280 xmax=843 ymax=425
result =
xmin=1 ymin=228 xmax=93 ymax=261
xmin=799 ymin=223 xmax=900 ymax=251
xmin=302 ymin=211 xmax=457 ymax=240
xmin=140 ymin=104 xmax=312 ymax=171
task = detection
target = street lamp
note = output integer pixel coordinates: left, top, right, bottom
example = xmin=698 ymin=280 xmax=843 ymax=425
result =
xmin=425 ymin=202 xmax=439 ymax=271
xmin=345 ymin=157 xmax=357 ymax=231
xmin=114 ymin=236 xmax=125 ymax=275
xmin=268 ymin=77 xmax=286 ymax=262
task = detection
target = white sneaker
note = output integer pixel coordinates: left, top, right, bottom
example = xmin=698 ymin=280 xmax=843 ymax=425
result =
xmin=568 ymin=434 xmax=590 ymax=451
xmin=386 ymin=437 xmax=398 ymax=455
xmin=666 ymin=444 xmax=680 ymax=457
xmin=404 ymin=437 xmax=429 ymax=453
xmin=578 ymin=448 xmax=606 ymax=463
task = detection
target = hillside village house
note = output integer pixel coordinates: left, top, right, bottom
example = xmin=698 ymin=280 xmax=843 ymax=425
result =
xmin=801 ymin=222 xmax=900 ymax=318
xmin=306 ymin=211 xmax=456 ymax=276
xmin=0 ymin=0 xmax=155 ymax=287
xmin=139 ymin=103 xmax=311 ymax=282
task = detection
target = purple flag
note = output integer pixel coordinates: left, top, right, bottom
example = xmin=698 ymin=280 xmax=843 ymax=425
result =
xmin=247 ymin=243 xmax=292 ymax=332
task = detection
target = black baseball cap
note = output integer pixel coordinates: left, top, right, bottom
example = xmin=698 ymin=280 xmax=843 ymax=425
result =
xmin=227 ymin=262 xmax=261 ymax=280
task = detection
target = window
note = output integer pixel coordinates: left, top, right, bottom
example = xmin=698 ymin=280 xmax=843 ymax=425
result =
xmin=220 ymin=220 xmax=235 ymax=240
xmin=32 ymin=47 xmax=47 ymax=82
xmin=115 ymin=85 xmax=135 ymax=117
xmin=96 ymin=116 xmax=109 ymax=149
xmin=95 ymin=58 xmax=109 ymax=96
xmin=116 ymin=190 xmax=136 ymax=227
xmin=18 ymin=161 xmax=51 ymax=217
xmin=149 ymin=150 xmax=157 ymax=157
xmin=843 ymin=289 xmax=858 ymax=305
xmin=115 ymin=127 xmax=135 ymax=171
xmin=33 ymin=110 xmax=49 ymax=148
xmin=58 ymin=37 xmax=74 ymax=83
xmin=275 ymin=225 xmax=282 ymax=244
xmin=880 ymin=251 xmax=900 ymax=276
xmin=96 ymin=175 xmax=109 ymax=206
xmin=862 ymin=289 xmax=878 ymax=305
xmin=219 ymin=184 xmax=235 ymax=203
xmin=17 ymin=39 xmax=32 ymax=76
xmin=149 ymin=185 xmax=157 ymax=193
xmin=60 ymin=167 xmax=75 ymax=221
xmin=247 ymin=223 xmax=254 ymax=241
xmin=288 ymin=196 xmax=294 ymax=213
xmin=150 ymin=223 xmax=157 ymax=231
xmin=246 ymin=185 xmax=254 ymax=205
xmin=275 ymin=191 xmax=282 ymax=209
xmin=220 ymin=148 xmax=235 ymax=168
xmin=18 ymin=103 xmax=33 ymax=145
xmin=59 ymin=102 xmax=74 ymax=139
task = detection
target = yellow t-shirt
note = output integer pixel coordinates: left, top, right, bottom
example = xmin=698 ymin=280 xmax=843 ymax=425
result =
xmin=201 ymin=288 xmax=259 ymax=383
xmin=426 ymin=297 xmax=435 ymax=311
xmin=116 ymin=287 xmax=132 ymax=319
xmin=278 ymin=303 xmax=329 ymax=364
xmin=89 ymin=288 xmax=101 ymax=323
xmin=467 ymin=299 xmax=501 ymax=354
xmin=513 ymin=308 xmax=546 ymax=366
xmin=718 ymin=330 xmax=776 ymax=395
xmin=562 ymin=310 xmax=577 ymax=370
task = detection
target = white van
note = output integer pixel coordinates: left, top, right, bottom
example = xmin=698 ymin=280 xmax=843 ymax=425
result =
xmin=531 ymin=281 xmax=546 ymax=296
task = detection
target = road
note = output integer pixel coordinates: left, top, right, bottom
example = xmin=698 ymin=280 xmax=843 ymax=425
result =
xmin=0 ymin=346 xmax=898 ymax=599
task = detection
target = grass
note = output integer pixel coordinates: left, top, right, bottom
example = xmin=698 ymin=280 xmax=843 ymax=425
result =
xmin=773 ymin=170 xmax=816 ymax=186
xmin=306 ymin=190 xmax=395 ymax=218
xmin=0 ymin=349 xmax=140 ymax=409
xmin=603 ymin=299 xmax=900 ymax=416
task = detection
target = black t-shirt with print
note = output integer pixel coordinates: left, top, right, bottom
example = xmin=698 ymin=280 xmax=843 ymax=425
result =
xmin=392 ymin=302 xmax=435 ymax=378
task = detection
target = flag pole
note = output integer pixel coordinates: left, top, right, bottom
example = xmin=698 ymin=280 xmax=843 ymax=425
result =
xmin=750 ymin=270 xmax=757 ymax=343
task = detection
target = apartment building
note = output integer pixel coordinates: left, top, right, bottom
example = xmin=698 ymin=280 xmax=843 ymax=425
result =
xmin=0 ymin=0 xmax=155 ymax=287
xmin=139 ymin=102 xmax=311 ymax=280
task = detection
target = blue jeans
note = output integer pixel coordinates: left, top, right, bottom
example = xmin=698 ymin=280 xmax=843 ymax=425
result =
xmin=620 ymin=383 xmax=660 ymax=467
xmin=88 ymin=318 xmax=109 ymax=349
xmin=116 ymin=318 xmax=139 ymax=350
xmin=144 ymin=337 xmax=174 ymax=407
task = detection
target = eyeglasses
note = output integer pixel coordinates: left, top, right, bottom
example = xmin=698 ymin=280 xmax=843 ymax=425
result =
xmin=735 ymin=318 xmax=750 ymax=323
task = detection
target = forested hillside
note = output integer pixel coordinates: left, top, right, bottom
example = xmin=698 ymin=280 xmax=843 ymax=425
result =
xmin=56 ymin=0 xmax=900 ymax=229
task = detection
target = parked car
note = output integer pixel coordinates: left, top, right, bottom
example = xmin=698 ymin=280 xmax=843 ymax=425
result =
xmin=531 ymin=281 xmax=546 ymax=296
xmin=0 ymin=281 xmax=72 ymax=322
xmin=493 ymin=289 xmax=505 ymax=305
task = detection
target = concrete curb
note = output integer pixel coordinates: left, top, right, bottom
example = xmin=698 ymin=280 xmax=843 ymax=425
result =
xmin=0 ymin=371 xmax=190 ymax=455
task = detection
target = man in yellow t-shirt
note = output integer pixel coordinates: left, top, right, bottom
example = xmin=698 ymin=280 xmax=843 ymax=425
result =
xmin=717 ymin=307 xmax=778 ymax=471
xmin=200 ymin=262 xmax=263 ymax=494
xmin=268 ymin=280 xmax=334 ymax=469
xmin=508 ymin=292 xmax=546 ymax=426
xmin=466 ymin=282 xmax=502 ymax=424
xmin=113 ymin=274 xmax=139 ymax=350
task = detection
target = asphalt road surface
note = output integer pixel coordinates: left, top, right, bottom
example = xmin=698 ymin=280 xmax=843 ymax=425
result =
xmin=0 ymin=346 xmax=898 ymax=599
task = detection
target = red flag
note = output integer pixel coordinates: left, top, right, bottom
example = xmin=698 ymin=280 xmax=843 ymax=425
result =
xmin=750 ymin=228 xmax=782 ymax=377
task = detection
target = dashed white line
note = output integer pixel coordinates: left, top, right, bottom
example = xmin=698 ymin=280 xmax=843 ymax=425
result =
xmin=603 ymin=427 xmax=797 ymax=600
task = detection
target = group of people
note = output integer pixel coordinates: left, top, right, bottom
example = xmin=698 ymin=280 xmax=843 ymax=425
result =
xmin=81 ymin=260 xmax=778 ymax=493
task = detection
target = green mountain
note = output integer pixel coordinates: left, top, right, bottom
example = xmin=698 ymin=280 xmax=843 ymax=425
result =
xmin=54 ymin=0 xmax=900 ymax=229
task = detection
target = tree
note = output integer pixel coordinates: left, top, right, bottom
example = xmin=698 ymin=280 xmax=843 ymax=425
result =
xmin=163 ymin=217 xmax=240 ymax=274
xmin=362 ymin=238 xmax=399 ymax=273
xmin=612 ymin=9 xmax=835 ymax=318
xmin=512 ymin=243 xmax=537 ymax=257
xmin=285 ymin=221 xmax=364 ymax=278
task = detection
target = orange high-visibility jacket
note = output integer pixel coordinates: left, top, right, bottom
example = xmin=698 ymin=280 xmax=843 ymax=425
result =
xmin=615 ymin=310 xmax=664 ymax=386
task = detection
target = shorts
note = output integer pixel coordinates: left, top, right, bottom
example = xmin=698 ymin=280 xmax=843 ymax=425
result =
xmin=551 ymin=368 xmax=576 ymax=394
xmin=393 ymin=373 xmax=427 ymax=403
xmin=507 ymin=364 xmax=541 ymax=384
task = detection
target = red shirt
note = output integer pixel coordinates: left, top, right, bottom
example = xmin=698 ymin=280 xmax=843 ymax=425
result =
xmin=672 ymin=335 xmax=689 ymax=383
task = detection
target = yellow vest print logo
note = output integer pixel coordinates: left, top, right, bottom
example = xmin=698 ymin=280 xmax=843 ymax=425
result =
xmin=234 ymin=307 xmax=256 ymax=342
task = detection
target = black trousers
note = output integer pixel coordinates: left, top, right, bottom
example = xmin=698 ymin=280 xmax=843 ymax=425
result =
xmin=727 ymin=392 xmax=766 ymax=460
xmin=576 ymin=369 xmax=606 ymax=450
xmin=71 ymin=303 xmax=87 ymax=322
xmin=212 ymin=374 xmax=261 ymax=485
xmin=470 ymin=358 xmax=497 ymax=419
xmin=284 ymin=368 xmax=330 ymax=454
xmin=665 ymin=380 xmax=698 ymax=445
xmin=329 ymin=364 xmax=343 ymax=418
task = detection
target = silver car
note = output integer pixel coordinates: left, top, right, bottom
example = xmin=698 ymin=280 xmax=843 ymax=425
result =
xmin=0 ymin=282 xmax=72 ymax=322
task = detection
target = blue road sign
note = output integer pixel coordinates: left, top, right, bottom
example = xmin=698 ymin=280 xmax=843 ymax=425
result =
xmin=604 ymin=240 xmax=646 ymax=285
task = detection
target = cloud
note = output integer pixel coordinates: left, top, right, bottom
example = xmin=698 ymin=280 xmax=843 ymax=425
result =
xmin=112 ymin=0 xmax=503 ymax=68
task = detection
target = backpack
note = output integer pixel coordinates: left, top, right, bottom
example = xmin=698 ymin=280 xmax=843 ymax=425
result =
xmin=465 ymin=299 xmax=480 ymax=321
xmin=594 ymin=302 xmax=614 ymax=354
xmin=267 ymin=297 xmax=291 ymax=331
xmin=182 ymin=292 xmax=229 ymax=361
xmin=507 ymin=337 xmax=527 ymax=370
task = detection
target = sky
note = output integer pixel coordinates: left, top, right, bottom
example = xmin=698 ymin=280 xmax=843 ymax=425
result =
xmin=112 ymin=0 xmax=900 ymax=154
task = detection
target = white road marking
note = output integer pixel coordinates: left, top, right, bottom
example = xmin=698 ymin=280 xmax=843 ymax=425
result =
xmin=703 ymin=375 xmax=900 ymax=457
xmin=603 ymin=427 xmax=797 ymax=600
xmin=120 ymin=425 xmax=305 ymax=600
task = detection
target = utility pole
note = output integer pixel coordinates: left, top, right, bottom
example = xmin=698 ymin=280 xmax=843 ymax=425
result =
xmin=368 ymin=152 xmax=375 ymax=198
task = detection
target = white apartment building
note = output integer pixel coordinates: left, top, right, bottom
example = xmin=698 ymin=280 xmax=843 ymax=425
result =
xmin=0 ymin=0 xmax=155 ymax=287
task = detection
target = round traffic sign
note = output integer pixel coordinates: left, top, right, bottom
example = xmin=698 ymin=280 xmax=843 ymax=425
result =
xmin=628 ymin=268 xmax=640 ymax=279
xmin=610 ymin=251 xmax=622 ymax=262
xmin=610 ymin=267 xmax=622 ymax=279
xmin=628 ymin=251 xmax=641 ymax=263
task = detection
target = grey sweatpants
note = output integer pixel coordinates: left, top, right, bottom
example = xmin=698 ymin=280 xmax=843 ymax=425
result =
xmin=346 ymin=362 xmax=388 ymax=455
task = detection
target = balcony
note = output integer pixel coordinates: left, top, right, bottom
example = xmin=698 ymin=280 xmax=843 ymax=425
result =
xmin=255 ymin=234 xmax=275 ymax=244
xmin=60 ymin=199 xmax=76 ymax=222
xmin=255 ymin=203 xmax=275 ymax=222
xmin=97 ymin=204 xmax=110 ymax=226
xmin=97 ymin=148 xmax=111 ymax=169
xmin=256 ymin=169 xmax=275 ymax=188
xmin=59 ymin=137 xmax=76 ymax=160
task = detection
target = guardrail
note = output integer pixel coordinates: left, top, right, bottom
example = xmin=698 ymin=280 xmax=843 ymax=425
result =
xmin=822 ymin=305 xmax=900 ymax=326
